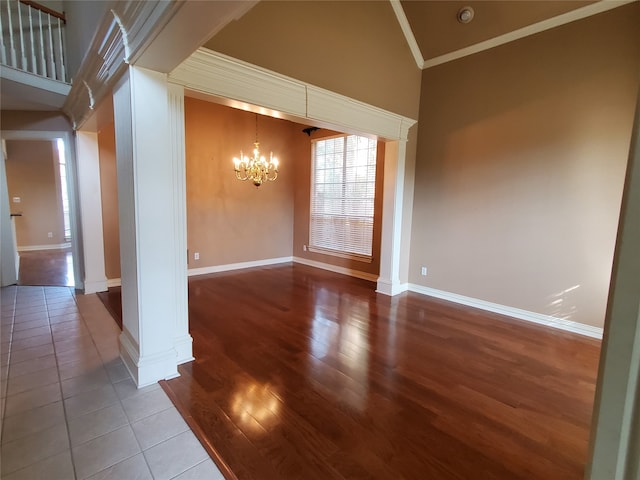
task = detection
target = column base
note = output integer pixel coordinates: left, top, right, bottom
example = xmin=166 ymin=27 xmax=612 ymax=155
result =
xmin=120 ymin=329 xmax=179 ymax=387
xmin=376 ymin=278 xmax=408 ymax=296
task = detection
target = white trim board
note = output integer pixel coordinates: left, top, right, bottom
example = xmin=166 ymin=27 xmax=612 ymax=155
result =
xmin=107 ymin=278 xmax=122 ymax=288
xmin=169 ymin=48 xmax=416 ymax=142
xmin=422 ymin=0 xmax=635 ymax=69
xmin=187 ymin=256 xmax=293 ymax=277
xmin=293 ymin=257 xmax=378 ymax=283
xmin=409 ymin=284 xmax=603 ymax=339
xmin=186 ymin=255 xmax=378 ymax=283
xmin=17 ymin=243 xmax=71 ymax=252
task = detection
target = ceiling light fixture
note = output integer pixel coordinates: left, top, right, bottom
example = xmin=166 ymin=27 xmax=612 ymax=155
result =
xmin=233 ymin=113 xmax=279 ymax=187
xmin=457 ymin=6 xmax=474 ymax=24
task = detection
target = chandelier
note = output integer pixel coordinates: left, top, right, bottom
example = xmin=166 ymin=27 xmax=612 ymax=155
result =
xmin=233 ymin=114 xmax=279 ymax=187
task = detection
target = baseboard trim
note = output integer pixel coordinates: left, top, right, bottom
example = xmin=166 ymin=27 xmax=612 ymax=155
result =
xmin=188 ymin=257 xmax=293 ymax=277
xmin=107 ymin=278 xmax=121 ymax=288
xmin=376 ymin=279 xmax=409 ymax=296
xmin=83 ymin=278 xmax=108 ymax=294
xmin=17 ymin=242 xmax=71 ymax=252
xmin=293 ymin=257 xmax=378 ymax=282
xmin=409 ymin=284 xmax=603 ymax=339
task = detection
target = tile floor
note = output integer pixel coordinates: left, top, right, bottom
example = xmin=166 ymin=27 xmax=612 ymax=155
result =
xmin=1 ymin=285 xmax=224 ymax=480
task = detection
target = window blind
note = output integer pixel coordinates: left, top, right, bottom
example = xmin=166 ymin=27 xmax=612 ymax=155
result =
xmin=310 ymin=135 xmax=377 ymax=258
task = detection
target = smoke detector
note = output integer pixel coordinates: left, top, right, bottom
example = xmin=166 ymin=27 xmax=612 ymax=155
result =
xmin=457 ymin=6 xmax=474 ymax=24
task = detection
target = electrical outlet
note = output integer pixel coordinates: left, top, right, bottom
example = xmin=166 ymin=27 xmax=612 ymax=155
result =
xmin=47 ymin=232 xmax=53 ymax=238
xmin=421 ymin=266 xmax=427 ymax=276
xmin=194 ymin=252 xmax=200 ymax=260
xmin=303 ymin=245 xmax=307 ymax=252
xmin=12 ymin=197 xmax=20 ymax=203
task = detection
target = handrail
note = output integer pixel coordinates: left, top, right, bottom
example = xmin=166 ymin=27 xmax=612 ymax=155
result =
xmin=19 ymin=0 xmax=65 ymax=23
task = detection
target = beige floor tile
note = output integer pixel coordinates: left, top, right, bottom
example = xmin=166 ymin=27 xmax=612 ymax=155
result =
xmin=68 ymin=403 xmax=129 ymax=446
xmin=1 ymin=450 xmax=74 ymax=480
xmin=172 ymin=459 xmax=225 ymax=480
xmin=64 ymin=383 xmax=119 ymax=419
xmin=85 ymin=452 xmax=152 ymax=480
xmin=6 ymin=366 xmax=59 ymax=396
xmin=143 ymin=430 xmax=208 ymax=480
xmin=58 ymin=354 xmax=104 ymax=381
xmin=4 ymin=381 xmax=61 ymax=417
xmin=9 ymin=333 xmax=53 ymax=352
xmin=0 ymin=423 xmax=69 ymax=476
xmin=113 ymin=377 xmax=160 ymax=401
xmin=11 ymin=325 xmax=51 ymax=341
xmin=6 ymin=354 xmax=57 ymax=378
xmin=72 ymin=425 xmax=141 ymax=479
xmin=9 ymin=342 xmax=55 ymax=364
xmin=131 ymin=407 xmax=189 ymax=450
xmin=1 ymin=401 xmax=66 ymax=444
xmin=121 ymin=387 xmax=173 ymax=423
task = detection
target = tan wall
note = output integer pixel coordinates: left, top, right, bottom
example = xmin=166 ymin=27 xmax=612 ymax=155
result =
xmin=293 ymin=129 xmax=385 ymax=276
xmin=205 ymin=1 xmax=421 ymax=120
xmin=185 ymin=98 xmax=297 ymax=267
xmin=409 ymin=4 xmax=640 ymax=328
xmin=97 ymin=122 xmax=121 ymax=280
xmin=5 ymin=140 xmax=63 ymax=247
xmin=1 ymin=111 xmax=71 ymax=132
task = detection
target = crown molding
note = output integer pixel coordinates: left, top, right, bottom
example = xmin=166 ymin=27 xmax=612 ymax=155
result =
xmin=170 ymin=48 xmax=417 ymax=141
xmin=389 ymin=0 xmax=424 ymax=70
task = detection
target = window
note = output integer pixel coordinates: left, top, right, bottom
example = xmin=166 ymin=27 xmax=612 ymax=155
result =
xmin=310 ymin=134 xmax=377 ymax=260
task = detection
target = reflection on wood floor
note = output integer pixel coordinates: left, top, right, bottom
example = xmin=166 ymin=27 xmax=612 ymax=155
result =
xmin=156 ymin=264 xmax=601 ymax=480
xmin=18 ymin=248 xmax=74 ymax=286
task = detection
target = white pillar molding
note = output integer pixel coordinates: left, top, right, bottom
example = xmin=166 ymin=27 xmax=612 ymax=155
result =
xmin=587 ymin=94 xmax=640 ymax=479
xmin=377 ymin=139 xmax=409 ymax=296
xmin=167 ymin=82 xmax=193 ymax=364
xmin=75 ymin=131 xmax=108 ymax=294
xmin=113 ymin=66 xmax=182 ymax=387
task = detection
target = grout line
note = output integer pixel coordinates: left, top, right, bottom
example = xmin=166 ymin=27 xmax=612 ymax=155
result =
xmin=46 ymin=286 xmax=79 ymax=480
xmin=0 ymin=285 xmax=17 ymax=444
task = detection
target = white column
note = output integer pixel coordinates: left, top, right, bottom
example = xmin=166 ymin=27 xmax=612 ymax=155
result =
xmin=75 ymin=131 xmax=108 ymax=294
xmin=168 ymin=82 xmax=193 ymax=364
xmin=377 ymin=139 xmax=408 ymax=296
xmin=113 ymin=66 xmax=185 ymax=386
xmin=587 ymin=94 xmax=640 ymax=479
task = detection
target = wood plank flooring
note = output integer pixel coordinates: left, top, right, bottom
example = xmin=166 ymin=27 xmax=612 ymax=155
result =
xmin=17 ymin=248 xmax=74 ymax=286
xmin=161 ymin=264 xmax=601 ymax=480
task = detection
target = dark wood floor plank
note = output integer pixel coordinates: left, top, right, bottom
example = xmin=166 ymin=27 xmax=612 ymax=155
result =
xmin=17 ymin=248 xmax=74 ymax=286
xmin=156 ymin=264 xmax=600 ymax=480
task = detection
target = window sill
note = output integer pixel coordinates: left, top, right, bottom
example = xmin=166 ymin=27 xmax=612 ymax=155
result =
xmin=307 ymin=246 xmax=373 ymax=264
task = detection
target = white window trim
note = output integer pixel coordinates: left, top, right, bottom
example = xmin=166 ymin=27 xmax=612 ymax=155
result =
xmin=309 ymin=135 xmax=377 ymax=262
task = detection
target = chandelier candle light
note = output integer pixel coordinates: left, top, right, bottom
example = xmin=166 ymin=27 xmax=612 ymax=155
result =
xmin=233 ymin=114 xmax=279 ymax=187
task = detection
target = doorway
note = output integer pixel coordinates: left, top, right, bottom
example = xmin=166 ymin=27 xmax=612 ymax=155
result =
xmin=1 ymin=133 xmax=80 ymax=288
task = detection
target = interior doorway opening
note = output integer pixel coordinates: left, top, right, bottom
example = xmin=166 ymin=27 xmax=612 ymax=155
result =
xmin=2 ymin=135 xmax=77 ymax=288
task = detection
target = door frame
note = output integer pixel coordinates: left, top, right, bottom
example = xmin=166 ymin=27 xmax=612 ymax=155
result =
xmin=1 ymin=130 xmax=83 ymax=289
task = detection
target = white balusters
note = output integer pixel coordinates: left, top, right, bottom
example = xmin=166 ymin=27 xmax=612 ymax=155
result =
xmin=0 ymin=0 xmax=67 ymax=82
xmin=28 ymin=5 xmax=36 ymax=73
xmin=37 ymin=9 xmax=45 ymax=75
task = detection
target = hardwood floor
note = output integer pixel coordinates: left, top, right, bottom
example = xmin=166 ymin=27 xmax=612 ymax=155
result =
xmin=158 ymin=264 xmax=601 ymax=480
xmin=17 ymin=248 xmax=74 ymax=286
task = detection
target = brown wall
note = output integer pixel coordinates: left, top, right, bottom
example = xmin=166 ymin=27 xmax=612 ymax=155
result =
xmin=205 ymin=1 xmax=421 ymax=120
xmin=409 ymin=4 xmax=640 ymax=328
xmin=293 ymin=129 xmax=385 ymax=276
xmin=97 ymin=122 xmax=121 ymax=280
xmin=5 ymin=140 xmax=64 ymax=248
xmin=1 ymin=111 xmax=71 ymax=132
xmin=185 ymin=98 xmax=297 ymax=267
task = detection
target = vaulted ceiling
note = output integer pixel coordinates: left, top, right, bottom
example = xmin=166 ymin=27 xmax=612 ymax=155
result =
xmin=400 ymin=0 xmax=595 ymax=61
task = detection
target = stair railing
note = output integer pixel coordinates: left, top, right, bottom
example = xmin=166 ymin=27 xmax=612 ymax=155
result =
xmin=0 ymin=0 xmax=67 ymax=83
